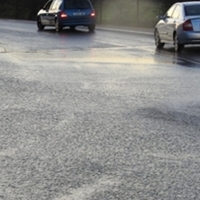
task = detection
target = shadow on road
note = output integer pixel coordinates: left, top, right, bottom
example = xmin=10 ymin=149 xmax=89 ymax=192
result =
xmin=37 ymin=27 xmax=95 ymax=35
xmin=154 ymin=45 xmax=200 ymax=68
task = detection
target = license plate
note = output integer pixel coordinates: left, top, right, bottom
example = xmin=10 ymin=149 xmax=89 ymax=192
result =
xmin=73 ymin=12 xmax=86 ymax=16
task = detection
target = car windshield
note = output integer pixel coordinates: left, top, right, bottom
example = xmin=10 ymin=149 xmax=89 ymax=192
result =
xmin=185 ymin=5 xmax=200 ymax=16
xmin=64 ymin=0 xmax=91 ymax=9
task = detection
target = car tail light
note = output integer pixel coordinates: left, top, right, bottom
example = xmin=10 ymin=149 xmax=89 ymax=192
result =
xmin=60 ymin=11 xmax=67 ymax=18
xmin=90 ymin=12 xmax=95 ymax=17
xmin=183 ymin=20 xmax=193 ymax=31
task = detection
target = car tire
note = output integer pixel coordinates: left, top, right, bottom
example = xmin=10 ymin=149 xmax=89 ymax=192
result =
xmin=55 ymin=19 xmax=62 ymax=32
xmin=37 ymin=17 xmax=45 ymax=31
xmin=88 ymin=24 xmax=95 ymax=32
xmin=174 ymin=33 xmax=184 ymax=52
xmin=154 ymin=29 xmax=165 ymax=49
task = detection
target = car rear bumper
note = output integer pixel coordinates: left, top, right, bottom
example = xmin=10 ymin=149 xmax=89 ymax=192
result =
xmin=179 ymin=31 xmax=200 ymax=44
xmin=59 ymin=17 xmax=95 ymax=26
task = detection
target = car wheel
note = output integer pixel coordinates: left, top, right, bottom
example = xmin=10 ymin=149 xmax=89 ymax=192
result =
xmin=37 ymin=17 xmax=45 ymax=31
xmin=88 ymin=24 xmax=95 ymax=32
xmin=154 ymin=29 xmax=165 ymax=49
xmin=55 ymin=19 xmax=62 ymax=32
xmin=174 ymin=33 xmax=184 ymax=52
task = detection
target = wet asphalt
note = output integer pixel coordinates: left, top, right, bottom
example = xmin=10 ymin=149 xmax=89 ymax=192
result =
xmin=0 ymin=19 xmax=200 ymax=200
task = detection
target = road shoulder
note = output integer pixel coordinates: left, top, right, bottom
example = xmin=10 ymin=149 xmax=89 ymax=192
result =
xmin=96 ymin=24 xmax=154 ymax=35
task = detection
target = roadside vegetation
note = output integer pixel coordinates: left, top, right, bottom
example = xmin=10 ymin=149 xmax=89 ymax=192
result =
xmin=93 ymin=0 xmax=161 ymax=27
xmin=0 ymin=0 xmax=196 ymax=28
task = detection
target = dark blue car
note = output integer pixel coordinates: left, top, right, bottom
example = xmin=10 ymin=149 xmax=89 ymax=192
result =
xmin=37 ymin=0 xmax=96 ymax=32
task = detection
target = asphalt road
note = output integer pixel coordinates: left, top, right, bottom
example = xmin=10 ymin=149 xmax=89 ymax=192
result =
xmin=1 ymin=19 xmax=200 ymax=200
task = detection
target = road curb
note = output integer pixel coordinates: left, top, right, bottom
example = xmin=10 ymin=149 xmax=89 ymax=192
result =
xmin=96 ymin=25 xmax=154 ymax=36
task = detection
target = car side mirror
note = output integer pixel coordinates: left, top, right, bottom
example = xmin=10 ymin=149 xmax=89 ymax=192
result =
xmin=41 ymin=6 xmax=49 ymax=11
xmin=157 ymin=15 xmax=164 ymax=20
xmin=157 ymin=15 xmax=169 ymax=20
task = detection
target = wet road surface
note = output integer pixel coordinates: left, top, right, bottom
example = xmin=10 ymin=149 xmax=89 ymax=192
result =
xmin=0 ymin=20 xmax=200 ymax=200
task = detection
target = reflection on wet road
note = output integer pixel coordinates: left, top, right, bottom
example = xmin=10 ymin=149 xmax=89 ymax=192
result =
xmin=1 ymin=20 xmax=200 ymax=200
xmin=155 ymin=46 xmax=200 ymax=67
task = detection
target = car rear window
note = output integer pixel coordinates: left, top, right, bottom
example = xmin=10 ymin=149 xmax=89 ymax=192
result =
xmin=185 ymin=5 xmax=200 ymax=16
xmin=64 ymin=0 xmax=91 ymax=9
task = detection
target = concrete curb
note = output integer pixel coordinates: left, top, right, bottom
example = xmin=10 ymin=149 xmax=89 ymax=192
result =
xmin=96 ymin=25 xmax=154 ymax=36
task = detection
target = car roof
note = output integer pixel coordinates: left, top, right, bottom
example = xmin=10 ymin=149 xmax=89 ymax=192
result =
xmin=181 ymin=1 xmax=200 ymax=6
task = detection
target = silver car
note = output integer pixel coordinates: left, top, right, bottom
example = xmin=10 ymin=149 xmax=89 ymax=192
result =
xmin=154 ymin=1 xmax=200 ymax=51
